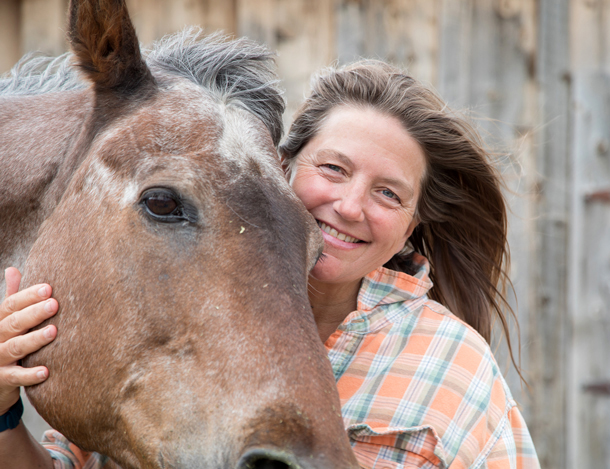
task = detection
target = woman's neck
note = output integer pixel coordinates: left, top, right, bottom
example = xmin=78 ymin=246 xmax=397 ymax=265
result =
xmin=308 ymin=276 xmax=362 ymax=344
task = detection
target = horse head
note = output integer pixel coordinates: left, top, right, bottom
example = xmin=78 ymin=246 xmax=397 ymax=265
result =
xmin=7 ymin=0 xmax=359 ymax=467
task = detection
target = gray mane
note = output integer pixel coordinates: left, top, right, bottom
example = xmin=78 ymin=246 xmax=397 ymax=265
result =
xmin=0 ymin=52 xmax=85 ymax=96
xmin=0 ymin=28 xmax=285 ymax=146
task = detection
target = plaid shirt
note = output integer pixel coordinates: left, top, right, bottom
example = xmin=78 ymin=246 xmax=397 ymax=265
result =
xmin=42 ymin=254 xmax=539 ymax=468
xmin=327 ymin=255 xmax=540 ymax=468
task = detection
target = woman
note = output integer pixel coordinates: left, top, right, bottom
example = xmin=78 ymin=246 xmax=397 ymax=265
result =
xmin=0 ymin=61 xmax=540 ymax=468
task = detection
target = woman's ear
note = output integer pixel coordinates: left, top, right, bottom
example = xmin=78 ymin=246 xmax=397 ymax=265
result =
xmin=395 ymin=218 xmax=419 ymax=256
xmin=405 ymin=215 xmax=419 ymax=249
xmin=405 ymin=217 xmax=420 ymax=240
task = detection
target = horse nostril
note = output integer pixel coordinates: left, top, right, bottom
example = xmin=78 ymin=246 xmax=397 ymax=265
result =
xmin=248 ymin=459 xmax=290 ymax=469
xmin=237 ymin=448 xmax=299 ymax=469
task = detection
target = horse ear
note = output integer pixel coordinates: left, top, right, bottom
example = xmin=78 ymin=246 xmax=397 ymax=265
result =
xmin=68 ymin=0 xmax=155 ymax=94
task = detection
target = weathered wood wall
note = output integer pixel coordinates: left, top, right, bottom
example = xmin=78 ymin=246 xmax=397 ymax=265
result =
xmin=2 ymin=1 xmax=609 ymax=468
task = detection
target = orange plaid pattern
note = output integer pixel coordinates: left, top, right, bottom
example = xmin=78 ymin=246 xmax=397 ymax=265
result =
xmin=41 ymin=254 xmax=539 ymax=468
xmin=326 ymin=254 xmax=540 ymax=468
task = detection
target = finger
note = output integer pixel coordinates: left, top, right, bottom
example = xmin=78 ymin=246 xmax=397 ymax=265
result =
xmin=0 ymin=282 xmax=52 ymax=321
xmin=0 ymin=298 xmax=58 ymax=343
xmin=0 ymin=365 xmax=49 ymax=389
xmin=4 ymin=267 xmax=22 ymax=298
xmin=0 ymin=326 xmax=57 ymax=366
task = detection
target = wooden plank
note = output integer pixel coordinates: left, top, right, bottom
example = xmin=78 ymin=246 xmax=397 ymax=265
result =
xmin=274 ymin=0 xmax=335 ymax=125
xmin=126 ymin=0 xmax=237 ymax=46
xmin=569 ymin=3 xmax=610 ymax=468
xmin=570 ymin=71 xmax=610 ymax=469
xmin=237 ymin=0 xmax=335 ymax=128
xmin=20 ymin=0 xmax=69 ymax=56
xmin=236 ymin=0 xmax=276 ymax=47
xmin=335 ymin=0 xmax=365 ymax=63
xmin=335 ymin=0 xmax=438 ymax=85
xmin=437 ymin=0 xmax=473 ymax=106
xmin=531 ymin=1 xmax=571 ymax=467
xmin=0 ymin=0 xmax=21 ymax=74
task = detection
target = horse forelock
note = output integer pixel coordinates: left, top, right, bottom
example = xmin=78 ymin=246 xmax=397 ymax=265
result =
xmin=146 ymin=28 xmax=285 ymax=146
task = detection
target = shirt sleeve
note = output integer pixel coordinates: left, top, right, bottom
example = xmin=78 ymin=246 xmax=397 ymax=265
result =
xmin=483 ymin=406 xmax=541 ymax=469
xmin=41 ymin=430 xmax=109 ymax=469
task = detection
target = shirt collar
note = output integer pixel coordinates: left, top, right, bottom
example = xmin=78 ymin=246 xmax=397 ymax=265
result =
xmin=336 ymin=253 xmax=433 ymax=333
xmin=358 ymin=252 xmax=433 ymax=311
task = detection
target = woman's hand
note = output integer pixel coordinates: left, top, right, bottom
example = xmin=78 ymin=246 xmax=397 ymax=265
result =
xmin=0 ymin=267 xmax=57 ymax=415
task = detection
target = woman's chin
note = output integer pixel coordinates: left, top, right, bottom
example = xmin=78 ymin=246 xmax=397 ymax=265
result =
xmin=308 ymin=256 xmax=364 ymax=286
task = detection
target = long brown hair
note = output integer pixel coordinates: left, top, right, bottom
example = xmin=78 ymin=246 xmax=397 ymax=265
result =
xmin=280 ymin=60 xmax=520 ymax=370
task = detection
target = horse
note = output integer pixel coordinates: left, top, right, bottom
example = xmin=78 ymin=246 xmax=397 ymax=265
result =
xmin=0 ymin=1 xmax=358 ymax=468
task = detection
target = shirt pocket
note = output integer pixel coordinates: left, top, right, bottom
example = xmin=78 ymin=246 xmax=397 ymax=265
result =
xmin=347 ymin=424 xmax=448 ymax=469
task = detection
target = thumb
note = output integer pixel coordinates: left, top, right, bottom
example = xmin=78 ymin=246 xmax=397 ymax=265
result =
xmin=4 ymin=267 xmax=22 ymax=298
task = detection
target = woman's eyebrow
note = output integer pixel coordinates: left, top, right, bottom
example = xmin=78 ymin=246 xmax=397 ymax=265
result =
xmin=315 ymin=148 xmax=415 ymax=200
xmin=315 ymin=149 xmax=354 ymax=167
xmin=378 ymin=176 xmax=415 ymax=200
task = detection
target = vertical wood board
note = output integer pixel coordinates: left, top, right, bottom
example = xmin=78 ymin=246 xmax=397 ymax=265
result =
xmin=531 ymin=1 xmax=571 ymax=467
xmin=126 ymin=0 xmax=236 ymax=45
xmin=0 ymin=0 xmax=21 ymax=74
xmin=569 ymin=69 xmax=610 ymax=469
xmin=20 ymin=0 xmax=69 ymax=56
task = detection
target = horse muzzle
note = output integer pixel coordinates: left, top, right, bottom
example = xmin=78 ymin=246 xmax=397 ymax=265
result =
xmin=236 ymin=447 xmax=301 ymax=469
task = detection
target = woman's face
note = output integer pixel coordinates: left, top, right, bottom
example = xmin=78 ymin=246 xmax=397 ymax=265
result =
xmin=288 ymin=106 xmax=426 ymax=286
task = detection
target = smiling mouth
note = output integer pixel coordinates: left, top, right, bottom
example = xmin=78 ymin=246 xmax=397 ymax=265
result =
xmin=317 ymin=221 xmax=363 ymax=243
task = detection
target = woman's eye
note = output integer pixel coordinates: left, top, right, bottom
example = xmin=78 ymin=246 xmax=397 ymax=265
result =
xmin=323 ymin=164 xmax=342 ymax=172
xmin=381 ymin=189 xmax=399 ymax=201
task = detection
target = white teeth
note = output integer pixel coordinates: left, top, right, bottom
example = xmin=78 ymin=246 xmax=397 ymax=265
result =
xmin=317 ymin=222 xmax=360 ymax=243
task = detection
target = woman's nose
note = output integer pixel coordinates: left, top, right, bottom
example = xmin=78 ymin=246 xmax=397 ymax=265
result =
xmin=333 ymin=186 xmax=365 ymax=222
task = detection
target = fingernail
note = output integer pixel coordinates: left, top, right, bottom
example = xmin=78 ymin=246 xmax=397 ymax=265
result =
xmin=38 ymin=285 xmax=49 ymax=297
xmin=37 ymin=369 xmax=48 ymax=380
xmin=43 ymin=326 xmax=54 ymax=339
xmin=44 ymin=300 xmax=55 ymax=313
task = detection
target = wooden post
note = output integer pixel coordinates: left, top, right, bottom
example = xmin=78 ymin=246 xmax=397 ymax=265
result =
xmin=531 ymin=0 xmax=571 ymax=467
xmin=0 ymin=0 xmax=21 ymax=74
xmin=568 ymin=1 xmax=610 ymax=468
xmin=236 ymin=0 xmax=335 ymax=127
xmin=20 ymin=0 xmax=69 ymax=56
xmin=126 ymin=0 xmax=237 ymax=46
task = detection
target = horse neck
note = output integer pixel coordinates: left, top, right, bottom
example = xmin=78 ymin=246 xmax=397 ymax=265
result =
xmin=0 ymin=89 xmax=95 ymax=297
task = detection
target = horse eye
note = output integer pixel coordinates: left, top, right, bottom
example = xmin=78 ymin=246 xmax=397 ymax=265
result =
xmin=140 ymin=189 xmax=189 ymax=223
xmin=145 ymin=194 xmax=178 ymax=216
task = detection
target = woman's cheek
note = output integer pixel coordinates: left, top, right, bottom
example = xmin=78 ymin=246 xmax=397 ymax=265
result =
xmin=293 ymin=176 xmax=329 ymax=210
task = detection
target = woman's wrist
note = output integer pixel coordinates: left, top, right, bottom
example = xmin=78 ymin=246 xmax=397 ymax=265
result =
xmin=0 ymin=397 xmax=23 ymax=432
